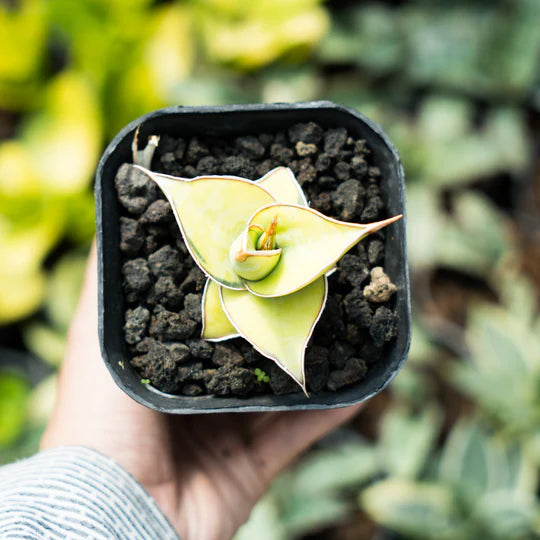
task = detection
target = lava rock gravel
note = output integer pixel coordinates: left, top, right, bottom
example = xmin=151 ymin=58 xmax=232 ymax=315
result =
xmin=114 ymin=122 xmax=399 ymax=397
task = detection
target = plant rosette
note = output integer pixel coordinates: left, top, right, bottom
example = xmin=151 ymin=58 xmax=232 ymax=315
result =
xmin=134 ymin=144 xmax=401 ymax=394
xmin=96 ymin=102 xmax=411 ymax=414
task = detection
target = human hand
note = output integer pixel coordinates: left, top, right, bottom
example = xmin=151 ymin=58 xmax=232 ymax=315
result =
xmin=41 ymin=242 xmax=362 ymax=540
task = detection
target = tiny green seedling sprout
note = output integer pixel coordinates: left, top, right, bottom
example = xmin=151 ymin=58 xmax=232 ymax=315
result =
xmin=254 ymin=368 xmax=270 ymax=383
xmin=140 ymin=378 xmax=151 ymax=385
xmin=133 ymin=132 xmax=402 ymax=395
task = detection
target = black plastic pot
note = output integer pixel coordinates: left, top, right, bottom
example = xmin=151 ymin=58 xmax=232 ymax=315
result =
xmin=95 ymin=101 xmax=411 ymax=414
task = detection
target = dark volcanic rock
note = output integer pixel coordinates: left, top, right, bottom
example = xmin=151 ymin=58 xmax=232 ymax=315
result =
xmin=268 ymin=363 xmax=301 ymax=395
xmin=361 ymin=184 xmax=384 ymax=221
xmin=344 ymin=288 xmax=373 ymax=328
xmin=212 ymin=343 xmax=245 ymax=367
xmin=133 ymin=337 xmax=157 ymax=354
xmin=359 ymin=342 xmax=382 ymax=365
xmin=345 ymin=323 xmax=362 ymax=346
xmin=323 ymin=128 xmax=348 ymax=156
xmin=296 ymin=158 xmax=317 ymax=185
xmin=140 ymin=200 xmax=173 ymax=225
xmin=222 ymin=155 xmax=256 ymax=178
xmin=197 ymin=155 xmax=219 ymax=174
xmin=122 ymin=258 xmax=152 ymax=301
xmin=315 ymin=294 xmax=345 ymax=346
xmin=166 ymin=342 xmax=191 ymax=364
xmin=370 ymin=306 xmax=398 ymax=347
xmin=327 ymin=357 xmax=367 ymax=391
xmin=256 ymin=159 xmax=279 ymax=177
xmin=333 ymin=161 xmax=351 ymax=182
xmin=132 ymin=342 xmax=184 ymax=394
xmin=115 ymin=164 xmax=156 ymax=214
xmin=148 ymin=245 xmax=182 ymax=278
xmin=328 ymin=341 xmax=355 ymax=369
xmin=185 ymin=137 xmax=209 ymax=163
xmin=306 ymin=346 xmax=330 ymax=392
xmin=350 ymin=155 xmax=368 ymax=179
xmin=147 ymin=275 xmax=183 ymax=310
xmin=184 ymin=293 xmax=202 ymax=321
xmin=206 ymin=366 xmax=256 ymax=395
xmin=288 ymin=122 xmax=323 ymax=145
xmin=124 ymin=307 xmax=150 ymax=345
xmin=143 ymin=228 xmax=168 ymax=256
xmin=315 ymin=153 xmax=332 ymax=172
xmin=337 ymin=254 xmax=370 ymax=289
xmin=120 ymin=217 xmax=144 ymax=256
xmin=367 ymin=239 xmax=385 ymax=266
xmin=236 ymin=136 xmax=265 ymax=159
xmin=270 ymin=143 xmax=294 ymax=163
xmin=332 ymin=179 xmax=364 ymax=221
xmin=180 ymin=267 xmax=206 ymax=294
xmin=310 ymin=192 xmax=333 ymax=214
xmin=149 ymin=306 xmax=197 ymax=341
xmin=187 ymin=339 xmax=214 ymax=360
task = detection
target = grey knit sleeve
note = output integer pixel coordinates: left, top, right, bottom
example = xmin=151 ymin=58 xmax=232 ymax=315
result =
xmin=0 ymin=447 xmax=179 ymax=539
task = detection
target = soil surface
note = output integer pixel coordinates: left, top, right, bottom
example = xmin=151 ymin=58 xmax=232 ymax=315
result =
xmin=114 ymin=122 xmax=399 ymax=397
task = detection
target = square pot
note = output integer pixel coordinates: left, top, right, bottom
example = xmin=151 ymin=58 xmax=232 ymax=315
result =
xmin=95 ymin=101 xmax=411 ymax=414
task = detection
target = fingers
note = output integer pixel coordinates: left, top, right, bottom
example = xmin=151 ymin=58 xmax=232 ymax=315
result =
xmin=248 ymin=403 xmax=363 ymax=481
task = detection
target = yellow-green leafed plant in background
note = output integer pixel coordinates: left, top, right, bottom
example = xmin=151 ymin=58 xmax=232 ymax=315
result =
xmin=191 ymin=0 xmax=329 ymax=70
xmin=0 ymin=0 xmax=47 ymax=110
xmin=135 ymin=139 xmax=401 ymax=393
xmin=0 ymin=70 xmax=100 ymax=324
xmin=0 ymin=372 xmax=30 ymax=448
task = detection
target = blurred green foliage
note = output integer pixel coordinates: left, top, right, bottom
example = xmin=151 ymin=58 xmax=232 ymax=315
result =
xmin=1 ymin=0 xmax=539 ymax=537
xmin=318 ymin=0 xmax=540 ymax=101
xmin=362 ymin=418 xmax=538 ymax=539
xmin=235 ymin=412 xmax=539 ymax=539
xmin=0 ymin=372 xmax=30 ymax=448
xmin=452 ymin=272 xmax=540 ymax=457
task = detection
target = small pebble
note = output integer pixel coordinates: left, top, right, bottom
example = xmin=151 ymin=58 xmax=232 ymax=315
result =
xmin=363 ymin=267 xmax=397 ymax=303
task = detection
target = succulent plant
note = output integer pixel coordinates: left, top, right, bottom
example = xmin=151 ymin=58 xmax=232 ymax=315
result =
xmin=134 ymin=137 xmax=401 ymax=393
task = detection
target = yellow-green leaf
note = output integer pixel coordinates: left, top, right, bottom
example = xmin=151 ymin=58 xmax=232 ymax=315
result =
xmin=0 ymin=269 xmax=45 ymax=325
xmin=0 ymin=208 xmax=63 ymax=323
xmin=255 ymin=166 xmax=307 ymax=206
xmin=0 ymin=372 xmax=30 ymax=448
xmin=230 ymin=224 xmax=282 ymax=281
xmin=361 ymin=479 xmax=458 ymax=538
xmin=201 ymin=279 xmax=238 ymax=341
xmin=137 ymin=166 xmax=275 ymax=288
xmin=22 ymin=71 xmax=102 ymax=195
xmin=231 ymin=248 xmax=282 ymax=282
xmin=0 ymin=141 xmax=39 ymax=195
xmin=0 ymin=0 xmax=46 ymax=110
xmin=221 ymin=276 xmax=327 ymax=392
xmin=245 ymin=204 xmax=402 ymax=297
xmin=145 ymin=4 xmax=194 ymax=100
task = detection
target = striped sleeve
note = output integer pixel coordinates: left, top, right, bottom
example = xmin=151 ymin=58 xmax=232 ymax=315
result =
xmin=0 ymin=447 xmax=179 ymax=540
